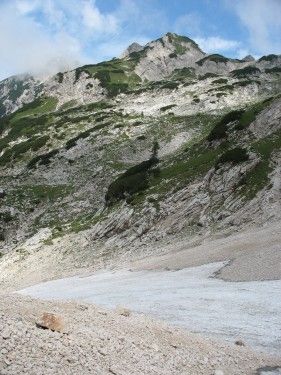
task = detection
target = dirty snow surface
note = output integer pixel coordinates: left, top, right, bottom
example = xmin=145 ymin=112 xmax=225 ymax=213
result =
xmin=18 ymin=262 xmax=281 ymax=355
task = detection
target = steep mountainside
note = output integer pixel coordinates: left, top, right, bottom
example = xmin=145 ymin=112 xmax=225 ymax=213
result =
xmin=0 ymin=33 xmax=280 ymax=282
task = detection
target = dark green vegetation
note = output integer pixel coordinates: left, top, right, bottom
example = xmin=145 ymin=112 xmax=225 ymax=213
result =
xmin=27 ymin=149 xmax=59 ymax=169
xmin=258 ymin=54 xmax=278 ymax=62
xmin=198 ymin=73 xmax=218 ymax=80
xmin=196 ymin=54 xmax=229 ymax=66
xmin=160 ymin=104 xmax=177 ymax=112
xmin=234 ymin=97 xmax=275 ymax=130
xmin=73 ymin=58 xmax=141 ymax=97
xmin=56 ymin=72 xmax=64 ymax=83
xmin=207 ymin=97 xmax=277 ymax=141
xmin=0 ymin=136 xmax=49 ymax=165
xmin=12 ymin=96 xmax=58 ymax=121
xmin=231 ymin=66 xmax=261 ymax=78
xmin=213 ymin=78 xmax=228 ymax=84
xmin=166 ymin=32 xmax=200 ymax=50
xmin=170 ymin=67 xmax=196 ymax=81
xmin=265 ymin=67 xmax=281 ymax=74
xmin=207 ymin=110 xmax=245 ymax=141
xmin=0 ymin=98 xmax=59 ymax=165
xmin=239 ymin=129 xmax=281 ymax=199
xmin=217 ymin=147 xmax=249 ymax=165
xmin=105 ymin=142 xmax=160 ymax=206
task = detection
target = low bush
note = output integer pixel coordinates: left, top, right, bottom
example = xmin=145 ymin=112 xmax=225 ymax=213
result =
xmin=258 ymin=54 xmax=278 ymax=62
xmin=160 ymin=104 xmax=176 ymax=112
xmin=213 ymin=78 xmax=228 ymax=84
xmin=105 ymin=150 xmax=159 ymax=205
xmin=265 ymin=67 xmax=281 ymax=74
xmin=169 ymin=53 xmax=177 ymax=58
xmin=198 ymin=73 xmax=218 ymax=80
xmin=0 ymin=136 xmax=49 ymax=165
xmin=65 ymin=128 xmax=95 ymax=150
xmin=196 ymin=54 xmax=229 ymax=66
xmin=231 ymin=66 xmax=261 ymax=78
xmin=161 ymin=81 xmax=178 ymax=90
xmin=217 ymin=147 xmax=249 ymax=165
xmin=27 ymin=149 xmax=59 ymax=169
xmin=0 ymin=211 xmax=13 ymax=222
xmin=207 ymin=110 xmax=245 ymax=141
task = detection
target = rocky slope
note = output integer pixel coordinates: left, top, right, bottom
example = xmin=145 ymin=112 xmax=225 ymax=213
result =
xmin=0 ymin=32 xmax=281 ymax=284
xmin=1 ymin=293 xmax=280 ymax=375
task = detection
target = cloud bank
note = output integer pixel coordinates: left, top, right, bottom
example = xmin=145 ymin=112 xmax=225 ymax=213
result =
xmin=0 ymin=0 xmax=149 ymax=80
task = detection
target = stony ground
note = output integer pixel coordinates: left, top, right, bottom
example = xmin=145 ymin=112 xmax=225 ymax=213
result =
xmin=0 ymin=293 xmax=280 ymax=375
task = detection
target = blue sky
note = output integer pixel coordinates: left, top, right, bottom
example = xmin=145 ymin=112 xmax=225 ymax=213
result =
xmin=0 ymin=0 xmax=281 ymax=80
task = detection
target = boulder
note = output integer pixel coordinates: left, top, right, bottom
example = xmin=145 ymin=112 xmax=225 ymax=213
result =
xmin=36 ymin=312 xmax=64 ymax=332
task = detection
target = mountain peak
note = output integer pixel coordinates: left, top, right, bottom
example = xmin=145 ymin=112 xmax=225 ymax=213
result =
xmin=120 ymin=42 xmax=144 ymax=58
xmin=161 ymin=32 xmax=201 ymax=50
xmin=242 ymin=55 xmax=255 ymax=62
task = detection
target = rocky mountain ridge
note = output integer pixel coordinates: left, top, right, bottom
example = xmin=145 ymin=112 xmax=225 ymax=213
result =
xmin=0 ymin=32 xmax=280 ymax=282
xmin=1 ymin=32 xmax=281 ymax=117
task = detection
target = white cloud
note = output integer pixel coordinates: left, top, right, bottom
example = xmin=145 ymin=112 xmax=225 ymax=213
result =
xmin=81 ymin=0 xmax=118 ymax=34
xmin=0 ymin=2 xmax=82 ymax=80
xmin=194 ymin=36 xmax=240 ymax=53
xmin=15 ymin=0 xmax=39 ymax=14
xmin=228 ymin=0 xmax=281 ymax=54
xmin=0 ymin=0 xmax=151 ymax=80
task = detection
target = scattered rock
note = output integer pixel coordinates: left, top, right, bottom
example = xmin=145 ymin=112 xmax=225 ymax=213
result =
xmin=36 ymin=312 xmax=64 ymax=332
xmin=214 ymin=370 xmax=224 ymax=375
xmin=235 ymin=340 xmax=246 ymax=346
xmin=116 ymin=307 xmax=131 ymax=317
xmin=0 ymin=188 xmax=6 ymax=198
xmin=2 ymin=329 xmax=10 ymax=339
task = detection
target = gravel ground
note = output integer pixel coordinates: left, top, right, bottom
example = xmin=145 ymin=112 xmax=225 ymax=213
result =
xmin=0 ymin=293 xmax=280 ymax=375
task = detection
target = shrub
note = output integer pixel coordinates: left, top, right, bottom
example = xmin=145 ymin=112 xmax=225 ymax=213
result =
xmin=160 ymin=104 xmax=176 ymax=112
xmin=198 ymin=73 xmax=218 ymax=80
xmin=74 ymin=68 xmax=89 ymax=83
xmin=105 ymin=150 xmax=159 ymax=205
xmin=94 ymin=70 xmax=111 ymax=85
xmin=258 ymin=54 xmax=278 ymax=62
xmin=213 ymin=78 xmax=228 ymax=84
xmin=161 ymin=82 xmax=178 ymax=90
xmin=107 ymin=83 xmax=129 ymax=97
xmin=169 ymin=53 xmax=177 ymax=58
xmin=196 ymin=54 xmax=229 ymax=66
xmin=27 ymin=149 xmax=59 ymax=169
xmin=0 ymin=211 xmax=13 ymax=222
xmin=56 ymin=72 xmax=64 ymax=83
xmin=217 ymin=147 xmax=249 ymax=165
xmin=0 ymin=136 xmax=49 ymax=165
xmin=231 ymin=66 xmax=261 ymax=78
xmin=235 ymin=98 xmax=274 ymax=130
xmin=216 ymin=92 xmax=227 ymax=98
xmin=265 ymin=67 xmax=281 ymax=74
xmin=65 ymin=128 xmax=95 ymax=150
xmin=207 ymin=110 xmax=245 ymax=141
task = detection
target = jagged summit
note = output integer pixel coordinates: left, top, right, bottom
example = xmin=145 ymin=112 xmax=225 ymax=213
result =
xmin=120 ymin=42 xmax=144 ymax=58
xmin=242 ymin=55 xmax=255 ymax=62
xmin=125 ymin=32 xmax=205 ymax=80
